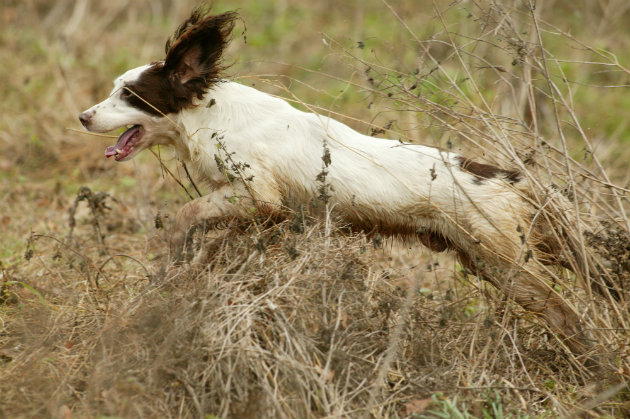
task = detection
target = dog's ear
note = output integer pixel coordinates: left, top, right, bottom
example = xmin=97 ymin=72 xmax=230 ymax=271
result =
xmin=168 ymin=44 xmax=204 ymax=85
xmin=164 ymin=10 xmax=237 ymax=87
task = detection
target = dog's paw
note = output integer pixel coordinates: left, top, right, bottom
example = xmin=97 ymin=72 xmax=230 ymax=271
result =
xmin=168 ymin=224 xmax=196 ymax=263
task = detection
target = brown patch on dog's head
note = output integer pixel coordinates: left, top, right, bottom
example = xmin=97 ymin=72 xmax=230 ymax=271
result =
xmin=122 ymin=8 xmax=238 ymax=116
xmin=455 ymin=156 xmax=521 ymax=185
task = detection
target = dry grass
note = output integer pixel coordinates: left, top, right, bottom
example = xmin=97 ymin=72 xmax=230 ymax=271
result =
xmin=3 ymin=208 xmax=623 ymax=418
xmin=1 ymin=0 xmax=629 ymax=418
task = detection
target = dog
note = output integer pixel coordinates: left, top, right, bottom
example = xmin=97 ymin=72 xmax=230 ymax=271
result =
xmin=79 ymin=9 xmax=591 ymax=354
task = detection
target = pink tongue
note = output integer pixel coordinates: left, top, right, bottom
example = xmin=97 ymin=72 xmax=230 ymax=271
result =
xmin=105 ymin=125 xmax=140 ymax=158
xmin=105 ymin=145 xmax=117 ymax=158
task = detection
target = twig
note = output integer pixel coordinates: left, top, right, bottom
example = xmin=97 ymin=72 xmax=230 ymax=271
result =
xmin=183 ymin=162 xmax=203 ymax=198
xmin=149 ymin=149 xmax=195 ymax=200
xmin=95 ymin=254 xmax=152 ymax=287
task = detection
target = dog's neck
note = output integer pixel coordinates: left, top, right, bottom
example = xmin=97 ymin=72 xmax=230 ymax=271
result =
xmin=165 ymin=81 xmax=296 ymax=188
xmin=170 ymin=81 xmax=292 ymax=163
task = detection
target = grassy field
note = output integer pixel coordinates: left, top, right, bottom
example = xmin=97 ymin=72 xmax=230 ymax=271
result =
xmin=0 ymin=0 xmax=628 ymax=418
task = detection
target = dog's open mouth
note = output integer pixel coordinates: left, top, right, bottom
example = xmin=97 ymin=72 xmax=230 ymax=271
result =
xmin=105 ymin=125 xmax=144 ymax=161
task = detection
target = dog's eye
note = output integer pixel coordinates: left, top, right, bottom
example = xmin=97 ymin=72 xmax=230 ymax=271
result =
xmin=121 ymin=88 xmax=132 ymax=98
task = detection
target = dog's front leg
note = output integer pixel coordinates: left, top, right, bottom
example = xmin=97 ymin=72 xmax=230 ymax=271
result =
xmin=169 ymin=185 xmax=250 ymax=261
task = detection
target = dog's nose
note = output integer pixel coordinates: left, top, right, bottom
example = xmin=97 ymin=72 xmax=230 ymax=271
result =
xmin=78 ymin=110 xmax=93 ymax=129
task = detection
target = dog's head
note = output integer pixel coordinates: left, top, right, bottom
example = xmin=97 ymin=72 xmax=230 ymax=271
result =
xmin=79 ymin=9 xmax=237 ymax=161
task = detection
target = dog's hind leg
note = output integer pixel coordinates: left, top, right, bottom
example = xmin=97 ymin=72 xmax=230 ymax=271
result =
xmin=456 ymin=221 xmax=590 ymax=355
xmin=486 ymin=262 xmax=588 ymax=354
xmin=455 ymin=205 xmax=590 ymax=355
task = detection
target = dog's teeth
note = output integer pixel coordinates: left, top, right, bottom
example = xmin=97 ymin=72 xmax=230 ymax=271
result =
xmin=115 ymin=148 xmax=122 ymax=154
